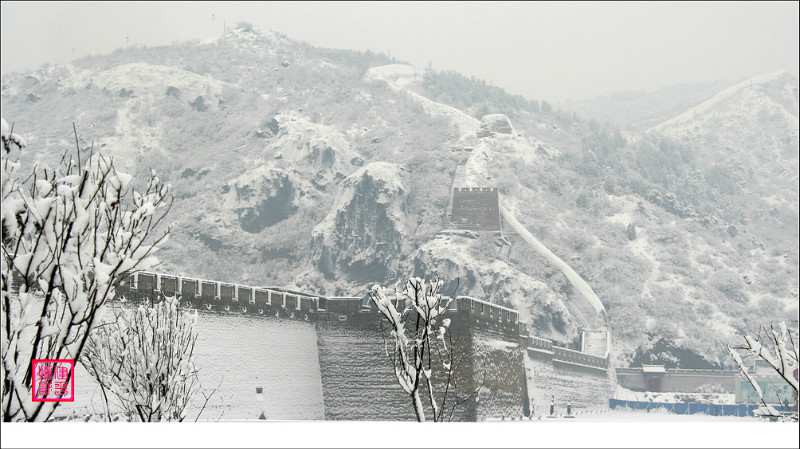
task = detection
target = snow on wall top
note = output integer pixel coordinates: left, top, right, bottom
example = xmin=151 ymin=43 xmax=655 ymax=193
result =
xmin=366 ymin=64 xmax=480 ymax=139
xmin=499 ymin=205 xmax=608 ymax=333
xmin=649 ymin=70 xmax=797 ymax=133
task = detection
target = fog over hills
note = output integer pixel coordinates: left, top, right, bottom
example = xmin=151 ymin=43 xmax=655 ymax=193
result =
xmin=1 ymin=25 xmax=797 ymax=368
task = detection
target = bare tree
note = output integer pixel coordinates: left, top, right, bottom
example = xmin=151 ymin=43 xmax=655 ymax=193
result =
xmin=728 ymin=321 xmax=798 ymax=421
xmin=369 ymin=277 xmax=481 ymax=422
xmin=1 ymin=119 xmax=172 ymax=421
xmin=81 ymin=295 xmax=200 ymax=422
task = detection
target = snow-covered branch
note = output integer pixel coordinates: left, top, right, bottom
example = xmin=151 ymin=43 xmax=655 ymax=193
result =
xmin=728 ymin=321 xmax=798 ymax=422
xmin=81 ymin=295 xmax=199 ymax=422
xmin=1 ymin=119 xmax=172 ymax=421
xmin=370 ymin=277 xmax=474 ymax=422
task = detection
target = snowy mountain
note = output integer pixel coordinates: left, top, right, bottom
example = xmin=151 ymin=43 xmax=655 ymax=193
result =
xmin=650 ymin=71 xmax=798 ymax=244
xmin=2 ymin=25 xmax=797 ymax=368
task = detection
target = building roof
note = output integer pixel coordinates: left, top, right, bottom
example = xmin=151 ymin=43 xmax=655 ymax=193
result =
xmin=642 ymin=365 xmax=667 ymax=374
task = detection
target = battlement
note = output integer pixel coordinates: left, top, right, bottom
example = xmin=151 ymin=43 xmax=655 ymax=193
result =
xmin=523 ymin=333 xmax=609 ymax=370
xmin=116 ymin=271 xmax=322 ymax=320
xmin=15 ymin=269 xmax=615 ymax=420
xmin=453 ymin=187 xmax=499 ymax=193
xmin=10 ymin=270 xmax=610 ymax=372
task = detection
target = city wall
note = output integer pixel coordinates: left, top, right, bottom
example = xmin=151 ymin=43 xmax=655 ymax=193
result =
xmin=56 ymin=271 xmax=616 ymax=421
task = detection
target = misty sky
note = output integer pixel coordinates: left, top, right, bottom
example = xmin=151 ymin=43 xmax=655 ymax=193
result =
xmin=1 ymin=1 xmax=798 ymax=102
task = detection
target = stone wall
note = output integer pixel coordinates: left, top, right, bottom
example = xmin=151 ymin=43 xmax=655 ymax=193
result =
xmin=55 ymin=310 xmax=326 ymax=421
xmin=471 ymin=327 xmax=525 ymax=420
xmin=315 ymin=312 xmax=417 ymax=421
xmin=524 ymin=337 xmax=614 ymax=417
xmin=451 ymin=187 xmax=501 ymax=231
xmin=616 ymin=368 xmax=740 ymax=395
xmin=60 ymin=271 xmax=616 ymax=421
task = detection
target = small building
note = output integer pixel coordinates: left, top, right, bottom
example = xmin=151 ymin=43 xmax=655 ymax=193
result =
xmin=617 ymin=365 xmax=746 ymax=399
xmin=641 ymin=365 xmax=667 ymax=392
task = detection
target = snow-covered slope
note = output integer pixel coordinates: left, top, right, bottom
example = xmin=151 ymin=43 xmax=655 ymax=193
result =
xmin=366 ymin=64 xmax=480 ymax=139
xmin=89 ymin=62 xmax=226 ymax=101
xmin=649 ymin=71 xmax=798 ymax=134
xmin=2 ymin=25 xmax=797 ymax=368
xmin=309 ymin=162 xmax=409 ymax=284
xmin=649 ymin=70 xmax=799 ymax=243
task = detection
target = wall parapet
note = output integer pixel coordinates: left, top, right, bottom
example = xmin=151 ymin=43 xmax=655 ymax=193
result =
xmin=109 ymin=271 xmax=612 ymax=369
xmin=12 ymin=269 xmax=612 ymax=371
xmin=114 ymin=271 xmax=323 ymax=320
xmin=453 ymin=187 xmax=499 ymax=193
xmin=617 ymin=367 xmax=740 ymax=376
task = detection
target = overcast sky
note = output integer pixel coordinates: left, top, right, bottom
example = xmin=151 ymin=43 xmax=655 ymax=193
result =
xmin=1 ymin=1 xmax=798 ymax=102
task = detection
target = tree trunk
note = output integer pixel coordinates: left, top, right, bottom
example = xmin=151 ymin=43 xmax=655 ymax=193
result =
xmin=412 ymin=391 xmax=425 ymax=422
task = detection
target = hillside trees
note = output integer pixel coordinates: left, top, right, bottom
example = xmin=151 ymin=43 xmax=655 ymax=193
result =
xmin=1 ymin=119 xmax=172 ymax=421
xmin=419 ymin=69 xmax=536 ymax=118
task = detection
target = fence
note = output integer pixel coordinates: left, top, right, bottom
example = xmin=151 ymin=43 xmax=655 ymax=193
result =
xmin=609 ymin=398 xmax=786 ymax=417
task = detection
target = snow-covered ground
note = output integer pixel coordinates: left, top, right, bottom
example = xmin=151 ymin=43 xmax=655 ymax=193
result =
xmin=484 ymin=408 xmax=752 ymax=422
xmin=568 ymin=408 xmax=749 ymax=422
xmin=614 ymin=385 xmax=736 ymax=405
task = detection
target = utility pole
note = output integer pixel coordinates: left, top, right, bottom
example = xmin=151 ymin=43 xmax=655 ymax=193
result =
xmin=211 ymin=13 xmax=215 ymax=36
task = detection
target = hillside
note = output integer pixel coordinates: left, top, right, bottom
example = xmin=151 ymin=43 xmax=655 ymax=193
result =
xmin=1 ymin=25 xmax=797 ymax=368
xmin=555 ymin=79 xmax=734 ymax=129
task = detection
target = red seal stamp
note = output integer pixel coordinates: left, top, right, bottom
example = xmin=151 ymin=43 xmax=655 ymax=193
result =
xmin=31 ymin=359 xmax=74 ymax=402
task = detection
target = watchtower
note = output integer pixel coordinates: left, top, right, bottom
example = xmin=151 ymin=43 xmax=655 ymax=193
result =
xmin=450 ymin=187 xmax=502 ymax=231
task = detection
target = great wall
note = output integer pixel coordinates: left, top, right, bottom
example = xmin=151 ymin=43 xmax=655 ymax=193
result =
xmin=44 ymin=113 xmax=766 ymax=419
xmin=51 ymin=169 xmax=717 ymax=420
xmin=85 ymin=270 xmax=614 ymax=421
xmin=27 ymin=165 xmax=766 ymax=421
xmin=30 ymin=181 xmax=770 ymax=420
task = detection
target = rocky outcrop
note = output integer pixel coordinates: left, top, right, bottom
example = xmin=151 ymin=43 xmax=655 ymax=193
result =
xmin=411 ymin=234 xmax=579 ymax=344
xmin=233 ymin=168 xmax=298 ymax=233
xmin=268 ymin=112 xmax=362 ymax=190
xmin=311 ymin=162 xmax=408 ymax=283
